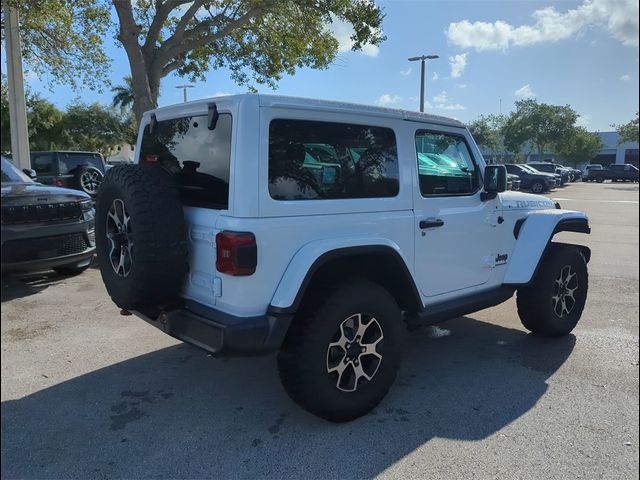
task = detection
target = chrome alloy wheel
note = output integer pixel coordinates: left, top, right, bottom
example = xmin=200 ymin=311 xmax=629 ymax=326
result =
xmin=106 ymin=198 xmax=133 ymax=278
xmin=552 ymin=265 xmax=578 ymax=318
xmin=326 ymin=313 xmax=384 ymax=392
xmin=81 ymin=169 xmax=102 ymax=195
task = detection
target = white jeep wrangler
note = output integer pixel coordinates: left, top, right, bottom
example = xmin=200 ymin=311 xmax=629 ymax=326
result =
xmin=96 ymin=94 xmax=591 ymax=422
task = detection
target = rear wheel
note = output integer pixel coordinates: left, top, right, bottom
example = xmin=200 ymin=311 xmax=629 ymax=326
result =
xmin=595 ymin=175 xmax=605 ymax=183
xmin=517 ymin=244 xmax=588 ymax=337
xmin=278 ymin=280 xmax=403 ymax=422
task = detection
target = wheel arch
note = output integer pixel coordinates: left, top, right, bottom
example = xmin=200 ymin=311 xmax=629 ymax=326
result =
xmin=268 ymin=241 xmax=422 ymax=316
xmin=503 ymin=212 xmax=591 ymax=286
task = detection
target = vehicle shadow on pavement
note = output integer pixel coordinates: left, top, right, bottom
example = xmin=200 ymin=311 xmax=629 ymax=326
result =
xmin=1 ymin=272 xmax=66 ymax=303
xmin=1 ymin=316 xmax=575 ymax=479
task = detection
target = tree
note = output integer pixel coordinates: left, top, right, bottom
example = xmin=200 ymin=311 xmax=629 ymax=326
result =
xmin=4 ymin=1 xmax=386 ymax=123
xmin=553 ymin=127 xmax=603 ymax=168
xmin=59 ymin=102 xmax=130 ymax=155
xmin=1 ymin=76 xmax=64 ymax=153
xmin=115 ymin=0 xmax=385 ymax=121
xmin=112 ymin=76 xmax=135 ymax=113
xmin=467 ymin=114 xmax=506 ymax=162
xmin=613 ymin=112 xmax=639 ymax=144
xmin=26 ymin=95 xmax=64 ymax=151
xmin=1 ymin=1 xmax=111 ymax=91
xmin=503 ymin=99 xmax=578 ymax=163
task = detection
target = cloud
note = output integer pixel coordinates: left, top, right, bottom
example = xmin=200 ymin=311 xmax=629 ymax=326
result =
xmin=376 ymin=94 xmax=402 ymax=106
xmin=432 ymin=91 xmax=467 ymax=111
xmin=330 ymin=18 xmax=380 ymax=57
xmin=432 ymin=72 xmax=439 ymax=81
xmin=456 ymin=83 xmax=467 ymax=88
xmin=447 ymin=0 xmax=639 ymax=50
xmin=449 ymin=53 xmax=468 ymax=78
xmin=620 ymin=74 xmax=632 ymax=80
xmin=433 ymin=91 xmax=449 ymax=104
xmin=514 ymin=84 xmax=535 ymax=98
xmin=400 ymin=67 xmax=412 ymax=76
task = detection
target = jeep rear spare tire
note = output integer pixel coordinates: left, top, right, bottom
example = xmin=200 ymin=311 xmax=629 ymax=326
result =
xmin=95 ymin=165 xmax=187 ymax=310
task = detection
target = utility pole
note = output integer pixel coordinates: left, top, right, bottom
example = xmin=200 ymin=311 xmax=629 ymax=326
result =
xmin=408 ymin=54 xmax=439 ymax=112
xmin=175 ymin=84 xmax=194 ymax=103
xmin=4 ymin=6 xmax=31 ymax=170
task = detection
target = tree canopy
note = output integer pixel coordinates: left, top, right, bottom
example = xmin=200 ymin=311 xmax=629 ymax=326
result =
xmin=502 ymin=99 xmax=578 ymax=163
xmin=613 ymin=112 xmax=639 ymax=144
xmin=3 ymin=1 xmax=386 ymax=122
xmin=552 ymin=127 xmax=603 ymax=167
xmin=467 ymin=114 xmax=507 ymax=161
xmin=1 ymin=77 xmax=133 ymax=156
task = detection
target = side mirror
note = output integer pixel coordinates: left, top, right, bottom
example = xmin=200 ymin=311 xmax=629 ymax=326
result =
xmin=23 ymin=168 xmax=37 ymax=180
xmin=481 ymin=164 xmax=507 ymax=201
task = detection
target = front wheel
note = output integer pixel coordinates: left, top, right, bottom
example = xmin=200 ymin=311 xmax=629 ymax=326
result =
xmin=531 ymin=181 xmax=545 ymax=194
xmin=277 ymin=280 xmax=403 ymax=422
xmin=517 ymin=244 xmax=588 ymax=337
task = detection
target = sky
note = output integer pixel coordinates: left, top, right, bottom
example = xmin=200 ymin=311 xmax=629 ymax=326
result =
xmin=8 ymin=0 xmax=640 ymax=132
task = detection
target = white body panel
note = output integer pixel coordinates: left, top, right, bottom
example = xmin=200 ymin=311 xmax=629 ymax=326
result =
xmin=135 ymin=94 xmax=590 ymax=319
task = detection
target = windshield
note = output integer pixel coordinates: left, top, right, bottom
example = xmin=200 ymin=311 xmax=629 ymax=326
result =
xmin=520 ymin=165 xmax=539 ymax=173
xmin=1 ymin=157 xmax=33 ymax=183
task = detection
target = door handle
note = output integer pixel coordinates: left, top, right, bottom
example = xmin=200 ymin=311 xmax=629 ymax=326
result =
xmin=419 ymin=218 xmax=445 ymax=229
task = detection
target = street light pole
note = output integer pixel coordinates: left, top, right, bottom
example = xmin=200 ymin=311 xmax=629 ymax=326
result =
xmin=408 ymin=54 xmax=439 ymax=113
xmin=175 ymin=84 xmax=194 ymax=102
xmin=4 ymin=6 xmax=31 ymax=170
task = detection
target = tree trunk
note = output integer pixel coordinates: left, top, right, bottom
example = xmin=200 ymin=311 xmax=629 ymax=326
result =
xmin=537 ymin=144 xmax=544 ymax=162
xmin=113 ymin=1 xmax=157 ymax=124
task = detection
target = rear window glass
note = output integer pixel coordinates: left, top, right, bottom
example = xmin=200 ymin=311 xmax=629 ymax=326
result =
xmin=139 ymin=113 xmax=232 ymax=209
xmin=268 ymin=119 xmax=399 ymax=200
xmin=59 ymin=153 xmax=104 ymax=174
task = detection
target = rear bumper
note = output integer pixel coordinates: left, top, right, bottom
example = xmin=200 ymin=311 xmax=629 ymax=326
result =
xmin=133 ymin=300 xmax=292 ymax=357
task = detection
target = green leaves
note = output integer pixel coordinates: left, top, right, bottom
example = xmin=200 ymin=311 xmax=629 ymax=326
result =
xmin=1 ymin=0 xmax=112 ymax=91
xmin=553 ymin=127 xmax=603 ymax=167
xmin=612 ymin=112 xmax=639 ymax=144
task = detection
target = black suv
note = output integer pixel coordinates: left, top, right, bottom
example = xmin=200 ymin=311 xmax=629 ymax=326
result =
xmin=1 ymin=157 xmax=96 ymax=274
xmin=505 ymin=164 xmax=557 ymax=193
xmin=30 ymin=151 xmax=106 ymax=197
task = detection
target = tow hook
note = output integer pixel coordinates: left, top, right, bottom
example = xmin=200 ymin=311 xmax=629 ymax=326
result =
xmin=120 ymin=309 xmax=132 ymax=316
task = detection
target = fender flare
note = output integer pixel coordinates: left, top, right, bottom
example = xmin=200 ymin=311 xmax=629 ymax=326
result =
xmin=503 ymin=210 xmax=591 ymax=286
xmin=268 ymin=237 xmax=422 ymax=315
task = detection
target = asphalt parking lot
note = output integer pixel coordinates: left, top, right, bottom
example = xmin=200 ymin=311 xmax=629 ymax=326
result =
xmin=2 ymin=182 xmax=638 ymax=480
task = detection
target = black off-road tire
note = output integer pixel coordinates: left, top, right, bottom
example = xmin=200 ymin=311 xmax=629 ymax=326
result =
xmin=531 ymin=181 xmax=545 ymax=194
xmin=277 ymin=280 xmax=403 ymax=422
xmin=517 ymin=243 xmax=588 ymax=337
xmin=95 ymin=165 xmax=187 ymax=310
xmin=595 ymin=175 xmax=605 ymax=183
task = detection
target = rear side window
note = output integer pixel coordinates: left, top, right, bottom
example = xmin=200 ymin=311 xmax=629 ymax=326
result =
xmin=268 ymin=119 xmax=399 ymax=200
xmin=31 ymin=153 xmax=55 ymax=175
xmin=59 ymin=153 xmax=104 ymax=174
xmin=415 ymin=131 xmax=479 ymax=196
xmin=140 ymin=114 xmax=232 ymax=209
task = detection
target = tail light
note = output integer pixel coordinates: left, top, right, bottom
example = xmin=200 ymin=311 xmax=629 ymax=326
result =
xmin=53 ymin=177 xmax=66 ymax=187
xmin=216 ymin=231 xmax=257 ymax=276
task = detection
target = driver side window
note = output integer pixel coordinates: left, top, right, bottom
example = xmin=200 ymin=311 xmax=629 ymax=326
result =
xmin=415 ymin=131 xmax=479 ymax=196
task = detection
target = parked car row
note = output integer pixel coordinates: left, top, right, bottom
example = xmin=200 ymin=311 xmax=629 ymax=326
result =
xmin=583 ymin=163 xmax=639 ymax=183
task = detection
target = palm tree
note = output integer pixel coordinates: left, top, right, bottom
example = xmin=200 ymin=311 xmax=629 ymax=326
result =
xmin=111 ymin=76 xmax=134 ymax=113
